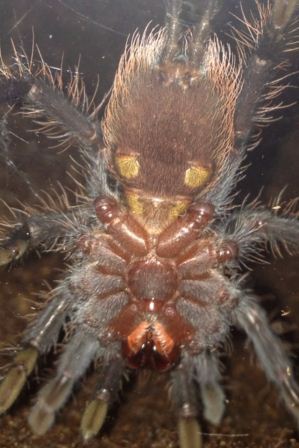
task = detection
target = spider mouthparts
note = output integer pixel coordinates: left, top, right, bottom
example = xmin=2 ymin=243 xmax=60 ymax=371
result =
xmin=80 ymin=398 xmax=109 ymax=441
xmin=178 ymin=416 xmax=202 ymax=448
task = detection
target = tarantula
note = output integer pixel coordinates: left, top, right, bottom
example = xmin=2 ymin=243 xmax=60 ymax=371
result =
xmin=0 ymin=0 xmax=298 ymax=447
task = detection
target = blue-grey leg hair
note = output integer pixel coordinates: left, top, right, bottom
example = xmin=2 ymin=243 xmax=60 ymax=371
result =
xmin=234 ymin=295 xmax=299 ymax=424
xmin=0 ymin=291 xmax=72 ymax=414
xmin=192 ymin=351 xmax=225 ymax=426
xmin=162 ymin=0 xmax=184 ymax=62
xmin=171 ymin=357 xmax=203 ymax=448
xmin=28 ymin=330 xmax=100 ymax=435
xmin=0 ymin=205 xmax=97 ymax=266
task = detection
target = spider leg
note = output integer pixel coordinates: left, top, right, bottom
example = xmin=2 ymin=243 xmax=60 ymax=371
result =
xmin=0 ymin=205 xmax=95 ymax=266
xmin=234 ymin=295 xmax=299 ymax=424
xmin=171 ymin=358 xmax=202 ymax=448
xmin=80 ymin=356 xmax=124 ymax=441
xmin=0 ymin=220 xmax=31 ymax=265
xmin=222 ymin=206 xmax=299 ymax=261
xmin=204 ymin=0 xmax=298 ymax=213
xmin=0 ymin=67 xmax=102 ymax=153
xmin=0 ymin=291 xmax=71 ymax=414
xmin=189 ymin=0 xmax=222 ymax=65
xmin=234 ymin=0 xmax=298 ymax=150
xmin=162 ymin=0 xmax=222 ymax=65
xmin=0 ymin=46 xmax=112 ymax=198
xmin=28 ymin=330 xmax=99 ymax=435
xmin=194 ymin=351 xmax=225 ymax=426
xmin=162 ymin=0 xmax=184 ymax=62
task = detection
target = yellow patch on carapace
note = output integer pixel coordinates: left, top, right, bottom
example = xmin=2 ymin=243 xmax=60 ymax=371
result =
xmin=115 ymin=154 xmax=140 ymax=179
xmin=184 ymin=165 xmax=211 ymax=189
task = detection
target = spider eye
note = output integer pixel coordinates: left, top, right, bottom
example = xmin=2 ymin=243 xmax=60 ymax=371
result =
xmin=184 ymin=165 xmax=211 ymax=189
xmin=115 ymin=154 xmax=140 ymax=179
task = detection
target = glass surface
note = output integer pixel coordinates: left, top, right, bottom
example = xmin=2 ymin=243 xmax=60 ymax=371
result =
xmin=0 ymin=1 xmax=298 ymax=447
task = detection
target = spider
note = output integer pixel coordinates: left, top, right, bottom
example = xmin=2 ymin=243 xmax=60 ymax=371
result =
xmin=0 ymin=1 xmax=298 ymax=447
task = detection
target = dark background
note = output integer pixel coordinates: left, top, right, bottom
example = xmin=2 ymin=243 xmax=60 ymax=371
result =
xmin=0 ymin=1 xmax=298 ymax=447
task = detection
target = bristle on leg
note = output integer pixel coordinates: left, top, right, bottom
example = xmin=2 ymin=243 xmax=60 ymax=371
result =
xmin=28 ymin=331 xmax=99 ymax=434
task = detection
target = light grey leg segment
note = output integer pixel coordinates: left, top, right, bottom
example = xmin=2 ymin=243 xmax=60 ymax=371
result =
xmin=22 ymin=293 xmax=71 ymax=353
xmin=235 ymin=295 xmax=299 ymax=424
xmin=193 ymin=351 xmax=225 ymax=425
xmin=0 ymin=291 xmax=72 ymax=414
xmin=171 ymin=357 xmax=203 ymax=448
xmin=28 ymin=330 xmax=99 ymax=435
xmin=162 ymin=0 xmax=184 ymax=62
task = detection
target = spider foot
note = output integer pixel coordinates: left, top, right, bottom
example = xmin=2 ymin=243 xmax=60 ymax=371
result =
xmin=0 ymin=347 xmax=38 ymax=413
xmin=81 ymin=397 xmax=109 ymax=441
xmin=201 ymin=382 xmax=225 ymax=426
xmin=28 ymin=375 xmax=74 ymax=435
xmin=178 ymin=413 xmax=202 ymax=448
xmin=81 ymin=357 xmax=124 ymax=440
xmin=0 ymin=224 xmax=30 ymax=266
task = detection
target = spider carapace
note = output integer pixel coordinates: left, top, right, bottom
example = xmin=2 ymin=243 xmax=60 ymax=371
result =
xmin=0 ymin=1 xmax=298 ymax=447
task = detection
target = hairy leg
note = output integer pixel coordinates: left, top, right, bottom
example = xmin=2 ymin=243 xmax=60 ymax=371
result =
xmin=0 ymin=204 xmax=96 ymax=265
xmin=28 ymin=329 xmax=99 ymax=435
xmin=193 ymin=351 xmax=225 ymax=426
xmin=221 ymin=205 xmax=299 ymax=262
xmin=233 ymin=0 xmax=298 ymax=150
xmin=0 ymin=44 xmax=113 ymax=198
xmin=81 ymin=355 xmax=124 ymax=440
xmin=234 ymin=294 xmax=299 ymax=424
xmin=171 ymin=357 xmax=202 ymax=448
xmin=0 ymin=289 xmax=72 ymax=413
xmin=0 ymin=51 xmax=102 ymax=153
xmin=162 ymin=0 xmax=184 ymax=62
